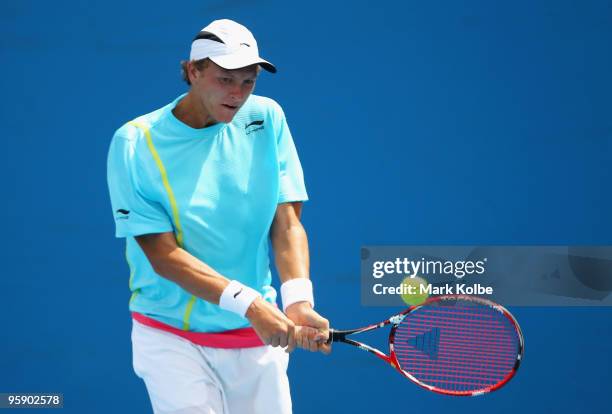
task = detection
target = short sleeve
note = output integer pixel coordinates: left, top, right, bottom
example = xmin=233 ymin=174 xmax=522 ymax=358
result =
xmin=273 ymin=104 xmax=308 ymax=203
xmin=107 ymin=127 xmax=174 ymax=238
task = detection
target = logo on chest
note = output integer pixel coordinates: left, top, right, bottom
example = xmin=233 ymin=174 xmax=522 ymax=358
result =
xmin=245 ymin=119 xmax=264 ymax=135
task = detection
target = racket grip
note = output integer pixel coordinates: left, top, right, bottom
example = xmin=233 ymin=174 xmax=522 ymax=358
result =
xmin=325 ymin=329 xmax=340 ymax=345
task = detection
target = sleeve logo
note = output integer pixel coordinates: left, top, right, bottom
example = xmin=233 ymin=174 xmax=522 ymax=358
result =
xmin=115 ymin=209 xmax=130 ymax=220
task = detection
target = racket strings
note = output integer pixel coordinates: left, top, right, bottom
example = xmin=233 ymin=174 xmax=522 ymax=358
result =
xmin=393 ymin=299 xmax=520 ymax=393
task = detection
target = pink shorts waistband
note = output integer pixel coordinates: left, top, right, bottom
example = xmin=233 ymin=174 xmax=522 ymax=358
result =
xmin=131 ymin=312 xmax=264 ymax=348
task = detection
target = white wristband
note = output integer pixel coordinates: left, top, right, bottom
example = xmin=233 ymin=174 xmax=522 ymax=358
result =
xmin=219 ymin=280 xmax=261 ymax=317
xmin=280 ymin=278 xmax=314 ymax=312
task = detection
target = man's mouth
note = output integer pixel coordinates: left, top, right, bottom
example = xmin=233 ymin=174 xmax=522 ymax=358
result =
xmin=222 ymin=104 xmax=238 ymax=110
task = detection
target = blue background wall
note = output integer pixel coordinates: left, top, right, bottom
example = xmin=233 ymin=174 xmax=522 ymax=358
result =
xmin=1 ymin=0 xmax=611 ymax=412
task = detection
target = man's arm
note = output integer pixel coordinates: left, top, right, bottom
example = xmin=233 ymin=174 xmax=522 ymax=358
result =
xmin=270 ymin=202 xmax=331 ymax=354
xmin=135 ymin=232 xmax=296 ymax=349
xmin=270 ymin=202 xmax=309 ymax=281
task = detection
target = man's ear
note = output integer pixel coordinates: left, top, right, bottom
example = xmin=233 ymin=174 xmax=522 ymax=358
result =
xmin=188 ymin=61 xmax=202 ymax=83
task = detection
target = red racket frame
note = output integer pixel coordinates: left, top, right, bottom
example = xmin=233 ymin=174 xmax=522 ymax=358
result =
xmin=328 ymin=295 xmax=524 ymax=396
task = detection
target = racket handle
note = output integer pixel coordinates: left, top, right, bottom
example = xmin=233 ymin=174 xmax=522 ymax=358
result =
xmin=325 ymin=329 xmax=342 ymax=344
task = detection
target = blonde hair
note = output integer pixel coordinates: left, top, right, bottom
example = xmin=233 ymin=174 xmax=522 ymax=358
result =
xmin=180 ymin=58 xmax=211 ymax=86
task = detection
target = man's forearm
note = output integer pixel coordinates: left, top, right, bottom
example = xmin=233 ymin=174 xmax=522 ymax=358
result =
xmin=136 ymin=233 xmax=229 ymax=304
xmin=155 ymin=247 xmax=230 ymax=304
xmin=272 ymin=222 xmax=310 ymax=283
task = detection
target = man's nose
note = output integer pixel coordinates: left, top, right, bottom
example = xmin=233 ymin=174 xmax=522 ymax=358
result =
xmin=229 ymin=83 xmax=244 ymax=100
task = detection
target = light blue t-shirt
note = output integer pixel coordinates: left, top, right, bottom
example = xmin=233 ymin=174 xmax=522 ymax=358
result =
xmin=107 ymin=93 xmax=308 ymax=332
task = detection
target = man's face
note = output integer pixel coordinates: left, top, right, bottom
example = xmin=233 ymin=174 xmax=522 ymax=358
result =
xmin=190 ymin=61 xmax=259 ymax=124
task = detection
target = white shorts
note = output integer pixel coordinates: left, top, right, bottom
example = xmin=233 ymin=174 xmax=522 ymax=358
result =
xmin=131 ymin=320 xmax=292 ymax=414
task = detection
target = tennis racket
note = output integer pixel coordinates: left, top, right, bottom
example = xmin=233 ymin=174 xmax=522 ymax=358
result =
xmin=327 ymin=295 xmax=524 ymax=396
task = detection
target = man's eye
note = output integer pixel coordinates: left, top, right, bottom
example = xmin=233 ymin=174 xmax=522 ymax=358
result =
xmin=244 ymin=79 xmax=255 ymax=85
xmin=220 ymin=77 xmax=232 ymax=84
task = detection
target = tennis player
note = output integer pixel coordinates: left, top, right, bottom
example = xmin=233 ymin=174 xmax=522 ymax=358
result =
xmin=107 ymin=19 xmax=330 ymax=414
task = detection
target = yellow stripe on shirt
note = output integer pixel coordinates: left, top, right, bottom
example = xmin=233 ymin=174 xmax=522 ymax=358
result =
xmin=129 ymin=120 xmax=197 ymax=330
xmin=128 ymin=121 xmax=185 ymax=247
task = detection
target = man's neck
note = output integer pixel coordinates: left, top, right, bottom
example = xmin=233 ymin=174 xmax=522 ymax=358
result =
xmin=172 ymin=92 xmax=217 ymax=129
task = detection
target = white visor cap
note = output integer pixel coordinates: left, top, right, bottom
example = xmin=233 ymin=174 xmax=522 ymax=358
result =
xmin=189 ymin=19 xmax=276 ymax=73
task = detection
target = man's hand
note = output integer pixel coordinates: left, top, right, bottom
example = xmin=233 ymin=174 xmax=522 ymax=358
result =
xmin=246 ymin=297 xmax=296 ymax=350
xmin=285 ymin=302 xmax=331 ymax=354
